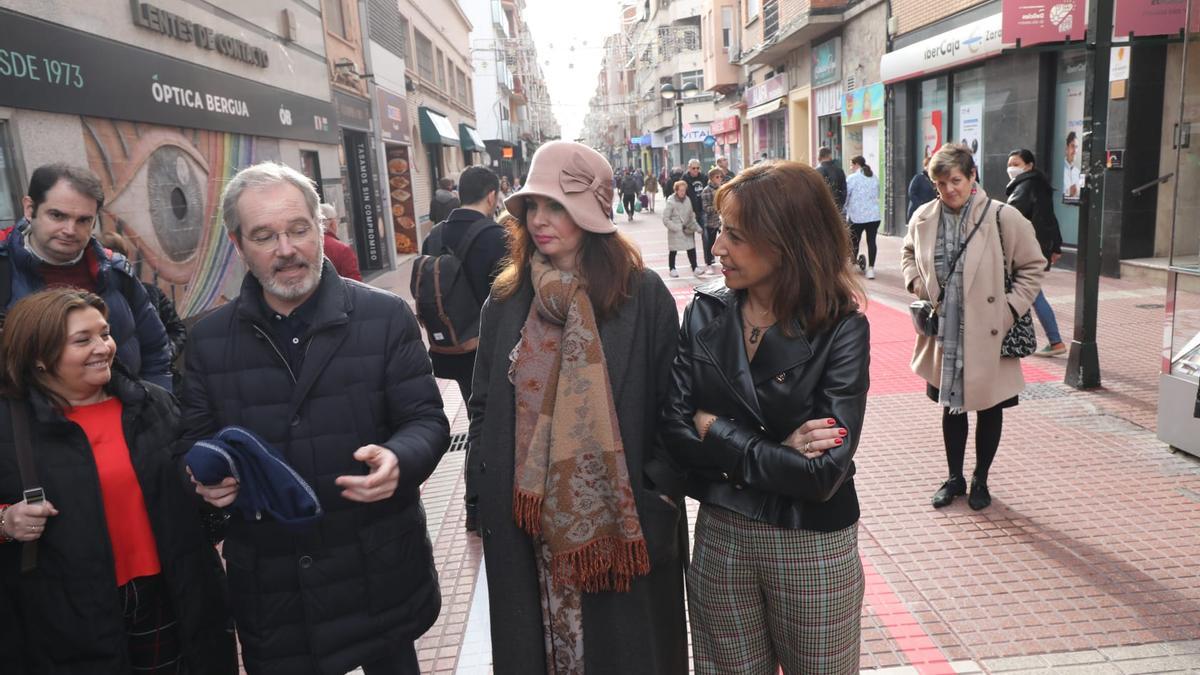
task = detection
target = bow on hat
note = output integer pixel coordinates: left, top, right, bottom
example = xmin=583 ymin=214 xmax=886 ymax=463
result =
xmin=559 ymin=151 xmax=613 ymax=219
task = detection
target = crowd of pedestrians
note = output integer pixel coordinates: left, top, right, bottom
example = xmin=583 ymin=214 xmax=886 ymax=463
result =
xmin=0 ymin=136 xmax=1057 ymax=674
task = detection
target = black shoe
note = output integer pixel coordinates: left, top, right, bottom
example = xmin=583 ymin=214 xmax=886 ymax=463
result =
xmin=931 ymin=475 xmax=967 ymax=508
xmin=857 ymin=254 xmax=867 ymax=272
xmin=968 ymin=478 xmax=991 ymax=511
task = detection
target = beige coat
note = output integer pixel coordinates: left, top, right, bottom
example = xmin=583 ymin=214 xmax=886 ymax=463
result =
xmin=662 ymin=194 xmax=699 ymax=251
xmin=901 ymin=187 xmax=1046 ymax=411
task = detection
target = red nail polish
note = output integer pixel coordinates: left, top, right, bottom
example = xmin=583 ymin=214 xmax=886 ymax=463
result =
xmin=835 ymin=438 xmax=844 ymax=445
xmin=838 ymin=429 xmax=847 ymax=437
xmin=827 ymin=418 xmax=836 ymax=425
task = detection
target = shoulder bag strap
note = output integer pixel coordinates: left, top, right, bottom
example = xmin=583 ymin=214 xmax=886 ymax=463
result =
xmin=9 ymin=398 xmax=40 ymax=572
xmin=934 ymin=202 xmax=992 ymax=308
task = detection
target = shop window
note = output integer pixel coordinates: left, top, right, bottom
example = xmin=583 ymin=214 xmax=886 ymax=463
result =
xmin=415 ymin=31 xmax=434 ymax=82
xmin=323 ymin=0 xmax=348 ymax=39
xmin=952 ymin=67 xmax=986 ymax=181
xmin=300 ymin=151 xmax=325 ymax=204
xmin=0 ymin=121 xmax=20 ymax=230
xmin=1052 ymin=50 xmax=1086 ymax=246
xmin=915 ymin=75 xmax=949 ymax=177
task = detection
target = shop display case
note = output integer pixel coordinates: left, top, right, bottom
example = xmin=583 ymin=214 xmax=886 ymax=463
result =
xmin=1159 ymin=268 xmax=1200 ymax=458
xmin=1156 ymin=22 xmax=1200 ymax=457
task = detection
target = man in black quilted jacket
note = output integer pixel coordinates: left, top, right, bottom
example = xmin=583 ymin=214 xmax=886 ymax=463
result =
xmin=182 ymin=161 xmax=450 ymax=675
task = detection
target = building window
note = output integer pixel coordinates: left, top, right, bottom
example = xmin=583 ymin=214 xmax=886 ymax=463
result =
xmin=746 ymin=0 xmax=759 ymax=21
xmin=682 ymin=27 xmax=700 ymax=52
xmin=398 ymin=15 xmax=411 ymax=60
xmin=436 ymin=49 xmax=447 ymax=90
xmin=468 ymin=77 xmax=474 ymax=106
xmin=456 ymin=68 xmax=468 ymax=105
xmin=323 ymin=0 xmax=348 ymax=38
xmin=721 ymin=7 xmax=733 ymax=50
xmin=680 ymin=69 xmax=704 ymax=91
xmin=415 ymin=31 xmax=434 ymax=81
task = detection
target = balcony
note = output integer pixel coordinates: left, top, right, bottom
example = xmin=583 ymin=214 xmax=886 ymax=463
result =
xmin=491 ymin=0 xmax=509 ymax=38
xmin=737 ymin=0 xmax=850 ymax=66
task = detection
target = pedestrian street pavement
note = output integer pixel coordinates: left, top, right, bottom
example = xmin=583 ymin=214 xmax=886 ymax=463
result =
xmin=362 ymin=205 xmax=1200 ymax=674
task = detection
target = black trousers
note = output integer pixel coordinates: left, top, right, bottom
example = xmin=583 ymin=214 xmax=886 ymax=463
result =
xmin=669 ymin=249 xmax=698 ymax=270
xmin=850 ymin=220 xmax=881 ymax=267
xmin=701 ymin=226 xmax=719 ymax=265
xmin=622 ymin=192 xmax=636 ymax=217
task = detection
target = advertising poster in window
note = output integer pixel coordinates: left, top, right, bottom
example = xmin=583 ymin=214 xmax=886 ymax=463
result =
xmin=385 ymin=145 xmax=418 ymax=254
xmin=957 ymin=102 xmax=983 ymax=181
xmin=921 ymin=110 xmax=944 ymax=166
xmin=1062 ymin=82 xmax=1085 ymax=204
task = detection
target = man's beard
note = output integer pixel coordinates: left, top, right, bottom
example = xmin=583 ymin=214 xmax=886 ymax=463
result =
xmin=256 ymin=238 xmax=324 ymax=301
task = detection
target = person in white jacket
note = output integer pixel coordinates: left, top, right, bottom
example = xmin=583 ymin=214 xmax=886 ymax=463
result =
xmin=662 ymin=181 xmax=706 ymax=278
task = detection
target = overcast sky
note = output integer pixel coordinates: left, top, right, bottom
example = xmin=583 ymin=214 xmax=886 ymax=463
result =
xmin=522 ymin=0 xmax=623 ymax=140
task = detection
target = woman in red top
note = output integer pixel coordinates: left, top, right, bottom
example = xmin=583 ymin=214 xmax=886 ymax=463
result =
xmin=0 ymin=287 xmax=235 ymax=674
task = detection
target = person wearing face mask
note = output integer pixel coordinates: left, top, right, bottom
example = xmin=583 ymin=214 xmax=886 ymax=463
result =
xmin=902 ymin=144 xmax=1045 ymax=511
xmin=1006 ymin=149 xmax=1065 ymax=357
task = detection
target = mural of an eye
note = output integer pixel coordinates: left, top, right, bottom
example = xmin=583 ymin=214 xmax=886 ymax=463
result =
xmin=146 ymin=146 xmax=204 ymax=262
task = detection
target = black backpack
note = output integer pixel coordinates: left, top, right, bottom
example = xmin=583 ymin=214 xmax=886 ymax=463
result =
xmin=409 ymin=218 xmax=499 ymax=355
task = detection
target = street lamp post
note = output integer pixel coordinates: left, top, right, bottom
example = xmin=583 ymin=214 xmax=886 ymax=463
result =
xmin=660 ymin=81 xmax=699 ymax=169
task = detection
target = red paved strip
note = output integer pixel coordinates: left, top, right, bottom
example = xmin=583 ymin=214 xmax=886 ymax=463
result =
xmin=864 ymin=300 xmax=1059 ymax=395
xmin=861 ymin=556 xmax=958 ymax=675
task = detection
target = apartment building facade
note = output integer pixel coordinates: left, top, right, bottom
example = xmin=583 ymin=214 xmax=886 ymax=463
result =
xmin=463 ymin=0 xmax=561 ymax=185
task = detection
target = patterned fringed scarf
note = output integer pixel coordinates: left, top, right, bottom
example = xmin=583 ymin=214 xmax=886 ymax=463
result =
xmin=508 ymin=253 xmax=650 ymax=593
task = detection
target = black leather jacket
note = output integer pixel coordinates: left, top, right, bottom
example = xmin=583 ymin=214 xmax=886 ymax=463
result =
xmin=661 ymin=283 xmax=870 ymax=532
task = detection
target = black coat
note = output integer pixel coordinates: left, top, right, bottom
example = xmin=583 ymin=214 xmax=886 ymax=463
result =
xmin=818 ymin=160 xmax=848 ymax=211
xmin=180 ymin=262 xmax=450 ymax=674
xmin=661 ymin=283 xmax=870 ymax=532
xmin=907 ymin=172 xmax=937 ymax=221
xmin=0 ymin=369 xmax=236 ymax=675
xmin=467 ymin=269 xmax=688 ymax=674
xmin=1006 ymin=169 xmax=1063 ymax=261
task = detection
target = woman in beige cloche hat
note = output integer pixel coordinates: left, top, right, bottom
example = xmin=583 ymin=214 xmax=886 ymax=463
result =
xmin=467 ymin=141 xmax=688 ymax=674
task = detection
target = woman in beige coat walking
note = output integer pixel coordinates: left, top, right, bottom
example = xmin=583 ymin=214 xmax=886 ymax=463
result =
xmin=901 ymin=144 xmax=1045 ymax=511
xmin=662 ymin=181 xmax=706 ymax=278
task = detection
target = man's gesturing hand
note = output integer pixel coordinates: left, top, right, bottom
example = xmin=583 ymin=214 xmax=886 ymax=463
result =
xmin=188 ymin=467 xmax=240 ymax=508
xmin=336 ymin=444 xmax=400 ymax=503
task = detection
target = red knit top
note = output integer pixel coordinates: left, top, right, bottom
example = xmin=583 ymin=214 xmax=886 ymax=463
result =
xmin=66 ymin=398 xmax=161 ymax=586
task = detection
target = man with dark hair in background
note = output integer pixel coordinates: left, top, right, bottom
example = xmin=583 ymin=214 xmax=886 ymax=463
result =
xmin=419 ymin=165 xmax=506 ymax=534
xmin=0 ymin=163 xmax=172 ymax=390
xmin=816 ymin=146 xmax=848 ymax=214
xmin=419 ymin=166 xmax=507 ymax=403
xmin=429 ymin=176 xmax=461 ymax=224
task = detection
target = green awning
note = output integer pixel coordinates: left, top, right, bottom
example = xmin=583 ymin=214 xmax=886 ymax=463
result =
xmin=419 ymin=107 xmax=459 ymax=145
xmin=459 ymin=124 xmax=486 ymax=152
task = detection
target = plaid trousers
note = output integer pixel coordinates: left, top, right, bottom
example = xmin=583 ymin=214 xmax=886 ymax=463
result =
xmin=120 ymin=575 xmax=183 ymax=674
xmin=687 ymin=505 xmax=864 ymax=675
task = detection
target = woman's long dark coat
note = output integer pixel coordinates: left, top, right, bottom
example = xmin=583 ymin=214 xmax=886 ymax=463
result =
xmin=467 ymin=269 xmax=688 ymax=674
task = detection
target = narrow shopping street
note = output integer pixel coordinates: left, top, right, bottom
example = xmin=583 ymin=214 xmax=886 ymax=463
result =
xmin=364 ymin=207 xmax=1200 ymax=674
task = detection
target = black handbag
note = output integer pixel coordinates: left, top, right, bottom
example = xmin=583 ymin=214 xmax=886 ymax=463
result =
xmin=908 ymin=205 xmax=988 ymax=338
xmin=996 ymin=205 xmax=1037 ymax=358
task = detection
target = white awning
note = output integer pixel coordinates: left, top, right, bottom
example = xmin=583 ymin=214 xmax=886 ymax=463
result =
xmin=746 ymin=98 xmax=786 ymax=120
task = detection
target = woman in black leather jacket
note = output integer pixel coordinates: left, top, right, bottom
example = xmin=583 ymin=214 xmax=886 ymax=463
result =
xmin=662 ymin=161 xmax=870 ymax=675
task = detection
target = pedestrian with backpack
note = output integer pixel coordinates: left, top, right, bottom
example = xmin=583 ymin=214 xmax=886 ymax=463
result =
xmin=412 ymin=166 xmax=508 ymax=405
